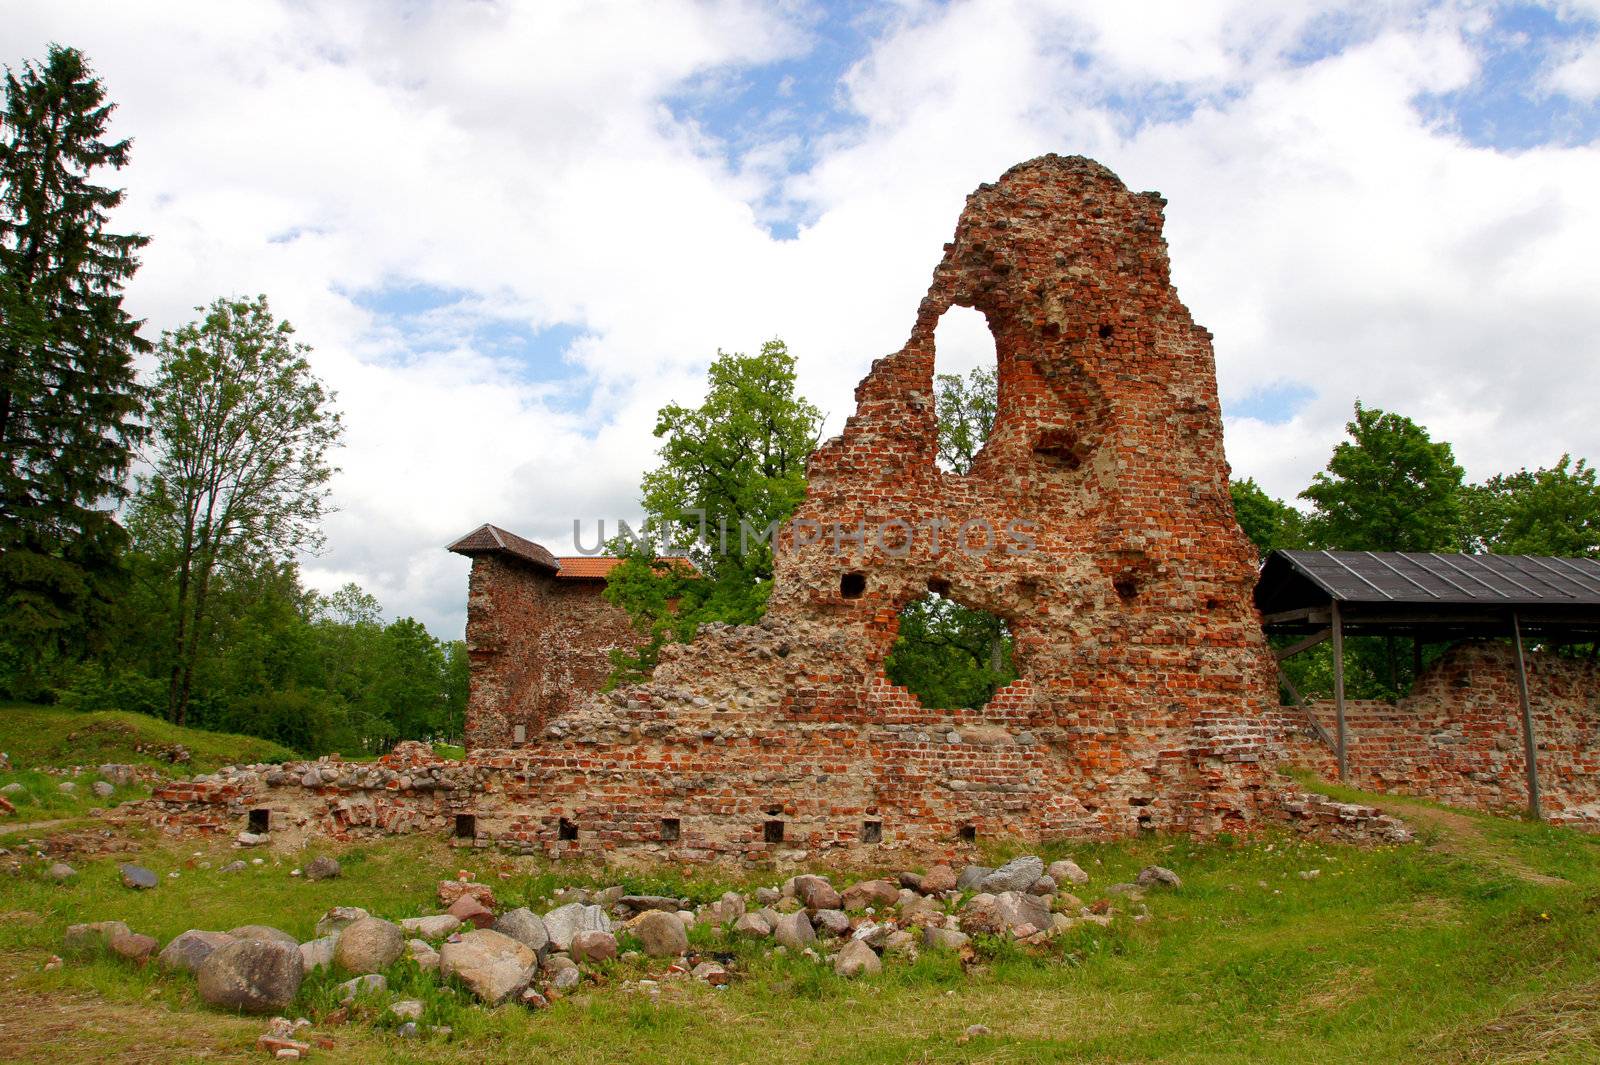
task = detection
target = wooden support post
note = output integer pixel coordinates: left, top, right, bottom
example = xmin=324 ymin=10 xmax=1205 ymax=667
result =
xmin=1331 ymin=600 xmax=1347 ymax=782
xmin=1511 ymin=611 xmax=1542 ymax=821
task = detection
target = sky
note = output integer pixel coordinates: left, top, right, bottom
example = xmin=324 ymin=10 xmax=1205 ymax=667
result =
xmin=5 ymin=0 xmax=1599 ymax=639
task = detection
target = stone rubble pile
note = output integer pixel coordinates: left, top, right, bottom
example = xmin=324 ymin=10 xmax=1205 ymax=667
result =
xmin=57 ymin=853 xmax=1191 ymax=1057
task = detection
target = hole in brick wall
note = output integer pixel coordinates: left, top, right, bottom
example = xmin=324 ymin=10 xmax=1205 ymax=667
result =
xmin=558 ymin=817 xmax=578 ymax=841
xmin=840 ymin=571 xmax=867 ymax=599
xmin=959 ymin=824 xmax=977 ymax=844
xmin=1099 ymin=323 xmax=1115 ymax=340
xmin=861 ymin=820 xmax=883 ymax=843
xmin=1016 ymin=577 xmax=1039 ymax=600
xmin=932 ymin=305 xmax=997 ymax=474
xmin=454 ymin=813 xmax=477 ymax=839
xmin=247 ymin=809 xmax=269 ymax=833
xmin=1113 ymin=575 xmax=1140 ymax=602
xmin=885 ymin=590 xmax=1016 ymax=710
xmin=1203 ymin=597 xmax=1220 ymax=611
xmin=1033 ymin=427 xmax=1089 ymax=471
xmin=926 ymin=576 xmax=952 ymax=596
xmin=660 ymin=818 xmax=680 ymax=841
xmin=763 ymin=820 xmax=785 ymax=843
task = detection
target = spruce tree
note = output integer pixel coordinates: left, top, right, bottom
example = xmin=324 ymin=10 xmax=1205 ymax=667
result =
xmin=0 ymin=46 xmax=148 ymax=689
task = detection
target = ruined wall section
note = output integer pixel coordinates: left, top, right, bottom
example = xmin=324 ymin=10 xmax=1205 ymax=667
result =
xmin=1283 ymin=642 xmax=1600 ymax=822
xmin=462 ymin=556 xmax=637 ymax=749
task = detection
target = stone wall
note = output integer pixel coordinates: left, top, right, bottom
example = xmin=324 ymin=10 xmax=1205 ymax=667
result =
xmin=460 ymin=554 xmax=637 ymax=749
xmin=1281 ymin=641 xmax=1600 ymax=822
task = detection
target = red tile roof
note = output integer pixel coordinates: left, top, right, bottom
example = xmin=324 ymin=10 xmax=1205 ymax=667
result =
xmin=553 ymin=556 xmax=626 ymax=580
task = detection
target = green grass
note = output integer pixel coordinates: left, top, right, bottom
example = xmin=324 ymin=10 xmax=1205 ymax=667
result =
xmin=0 ymin=704 xmax=296 ymax=774
xmin=6 ymin=789 xmax=1600 ymax=1064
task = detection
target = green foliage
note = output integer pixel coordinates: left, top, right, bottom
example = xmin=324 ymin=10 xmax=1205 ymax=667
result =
xmin=935 ymin=366 xmax=996 ymax=474
xmin=1463 ymin=454 xmax=1600 ymax=558
xmin=0 ymin=46 xmax=148 ymax=690
xmin=1300 ymin=401 xmax=1465 ymax=552
xmin=130 ymin=294 xmax=343 ymax=724
xmin=885 ymin=593 xmax=1016 ymax=709
xmin=604 ymin=340 xmax=822 ymax=684
xmin=1228 ymin=477 xmax=1307 ymax=559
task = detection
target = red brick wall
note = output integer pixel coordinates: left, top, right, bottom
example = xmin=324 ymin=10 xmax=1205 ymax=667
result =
xmin=1282 ymin=641 xmax=1600 ymax=821
xmin=462 ymin=556 xmax=638 ymax=749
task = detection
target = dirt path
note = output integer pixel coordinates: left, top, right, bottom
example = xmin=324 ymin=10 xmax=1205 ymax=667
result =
xmin=0 ymin=817 xmax=77 ymax=836
xmin=1364 ymin=796 xmax=1566 ymax=886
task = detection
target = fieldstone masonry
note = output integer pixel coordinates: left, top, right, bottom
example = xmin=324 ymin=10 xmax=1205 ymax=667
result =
xmin=137 ymin=155 xmax=1600 ymax=856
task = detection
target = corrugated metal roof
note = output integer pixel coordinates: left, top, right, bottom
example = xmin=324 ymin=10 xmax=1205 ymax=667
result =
xmin=446 ymin=524 xmax=560 ymax=572
xmin=1264 ymin=550 xmax=1600 ymax=607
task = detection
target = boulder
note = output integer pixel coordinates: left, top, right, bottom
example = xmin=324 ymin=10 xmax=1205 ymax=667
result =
xmin=333 ymin=917 xmax=404 ymax=974
xmin=570 ymin=930 xmax=618 ymax=963
xmin=967 ymin=890 xmax=1051 ymax=935
xmin=299 ymin=935 xmax=339 ymax=973
xmin=406 ymin=938 xmax=440 ymax=972
xmin=543 ymin=903 xmax=609 ymax=951
xmin=792 ymin=875 xmax=842 ymax=911
xmin=923 ymin=926 xmax=970 ymax=951
xmin=841 ymin=879 xmax=900 ymax=910
xmin=898 ymin=871 xmax=924 ymax=892
xmin=91 ymin=780 xmax=115 ymax=798
xmin=336 ymin=973 xmax=386 ymax=1003
xmin=46 ymin=862 xmax=76 ymax=882
xmin=629 ymin=910 xmax=688 ymax=957
xmin=227 ymin=925 xmax=299 ymax=949
xmin=833 ymin=938 xmax=881 ymax=978
xmin=118 ymin=863 xmax=158 ymax=890
xmin=718 ymin=891 xmax=747 ymax=923
xmin=774 ymin=911 xmax=816 ymax=951
xmin=439 ymin=929 xmax=536 ymax=1006
xmin=447 ymin=894 xmax=495 ymax=928
xmin=955 ymin=866 xmax=993 ymax=891
xmin=1048 ymin=859 xmax=1089 ymax=885
xmin=1136 ymin=865 xmax=1182 ymax=889
xmin=616 ymin=895 xmax=683 ymax=916
xmin=919 ymin=865 xmax=958 ymax=894
xmin=813 ymin=909 xmax=851 ymax=937
xmin=979 ymin=856 xmax=1044 ymax=894
xmin=884 ymin=929 xmax=918 ymax=958
xmin=304 ymin=856 xmax=341 ymax=881
xmin=1029 ymin=875 xmax=1057 ymax=896
xmin=437 ymin=880 xmax=495 ymax=908
xmin=314 ymin=907 xmax=370 ymax=936
xmin=158 ymin=930 xmax=235 ymax=974
xmin=63 ymin=920 xmax=131 ymax=953
xmin=400 ymin=914 xmax=462 ymax=939
xmin=197 ymin=938 xmax=304 ymax=1014
xmin=108 ymin=931 xmax=159 ymax=964
xmin=99 ymin=764 xmax=137 ymax=787
xmin=220 ymin=860 xmax=248 ymax=874
xmin=493 ymin=908 xmax=550 ymax=957
xmin=733 ymin=912 xmax=772 ymax=938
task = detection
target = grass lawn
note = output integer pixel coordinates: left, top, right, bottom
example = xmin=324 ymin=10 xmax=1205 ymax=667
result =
xmin=4 ymin=784 xmax=1600 ymax=1064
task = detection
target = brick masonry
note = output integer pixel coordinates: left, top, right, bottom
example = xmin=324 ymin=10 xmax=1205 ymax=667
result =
xmin=138 ymin=154 xmax=1599 ymax=858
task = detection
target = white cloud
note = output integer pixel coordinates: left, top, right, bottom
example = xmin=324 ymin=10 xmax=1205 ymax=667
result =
xmin=4 ymin=0 xmax=1598 ymax=636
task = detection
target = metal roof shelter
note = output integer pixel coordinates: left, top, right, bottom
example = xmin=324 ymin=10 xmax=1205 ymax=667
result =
xmin=1256 ymin=550 xmax=1600 ymax=818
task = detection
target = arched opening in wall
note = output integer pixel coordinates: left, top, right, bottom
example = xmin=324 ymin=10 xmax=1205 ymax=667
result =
xmin=884 ymin=585 xmax=1017 ymax=709
xmin=932 ymin=305 xmax=998 ymax=473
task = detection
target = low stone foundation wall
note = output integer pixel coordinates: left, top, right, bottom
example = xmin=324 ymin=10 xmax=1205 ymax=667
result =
xmin=1281 ymin=641 xmax=1600 ymax=824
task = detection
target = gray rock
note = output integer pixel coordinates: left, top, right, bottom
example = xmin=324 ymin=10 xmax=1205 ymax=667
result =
xmin=220 ymin=860 xmax=248 ymax=874
xmin=955 ymin=865 xmax=993 ymax=891
xmin=616 ymin=894 xmax=683 ymax=916
xmin=333 ymin=917 xmax=404 ymax=974
xmin=813 ymin=909 xmax=851 ymax=937
xmin=406 ymin=938 xmax=440 ymax=972
xmin=792 ymin=875 xmax=842 ymax=910
xmin=90 ymin=780 xmax=115 ymax=798
xmin=492 ymin=908 xmax=549 ymax=957
xmin=227 ymin=925 xmax=299 ymax=949
xmin=196 ymin=938 xmax=304 ymax=1014
xmin=299 ymin=934 xmax=339 ymax=973
xmin=336 ymin=973 xmax=386 ymax=1003
xmin=118 ymin=863 xmax=158 ymax=890
xmin=733 ymin=912 xmax=772 ymax=937
xmin=962 ymin=890 xmax=1050 ymax=935
xmin=0 ymin=782 xmax=25 ymax=795
xmin=64 ymin=920 xmax=130 ymax=954
xmin=99 ymin=764 xmax=137 ymax=787
xmin=57 ymin=781 xmax=76 ymax=794
xmin=755 ymin=887 xmax=781 ymax=905
xmin=774 ymin=911 xmax=816 ymax=951
xmin=390 ymin=999 xmax=424 ymax=1020
xmin=552 ymin=965 xmax=580 ymax=990
xmin=400 ymin=914 xmax=462 ymax=939
xmin=542 ymin=902 xmax=609 ymax=951
xmin=304 ymin=855 xmax=341 ymax=881
xmin=1136 ymin=865 xmax=1182 ymax=889
xmin=1029 ymin=875 xmax=1057 ymax=896
xmin=1048 ymin=859 xmax=1089 ymax=885
xmin=158 ymin=930 xmax=234 ymax=974
xmin=396 ymin=1021 xmax=420 ymax=1038
xmin=570 ymin=929 xmax=618 ymax=962
xmin=629 ymin=910 xmax=688 ymax=957
xmin=439 ymin=929 xmax=537 ymax=1005
xmin=717 ymin=891 xmax=746 ymax=922
xmin=235 ymin=831 xmax=270 ymax=847
xmin=923 ymin=926 xmax=970 ymax=951
xmin=979 ymin=855 xmax=1044 ymax=894
xmin=314 ymin=907 xmax=370 ymax=936
xmin=833 ymin=938 xmax=881 ymax=978
xmin=46 ymin=862 xmax=76 ymax=882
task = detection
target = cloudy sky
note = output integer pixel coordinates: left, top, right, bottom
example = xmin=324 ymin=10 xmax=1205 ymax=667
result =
xmin=6 ymin=0 xmax=1599 ymax=638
